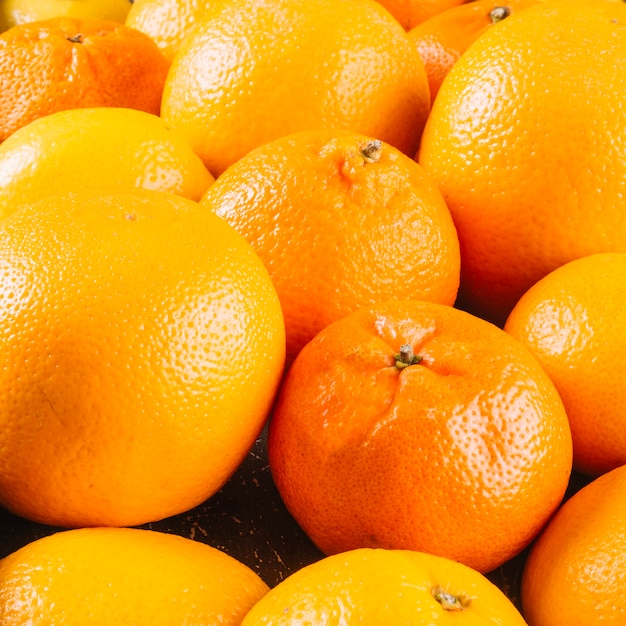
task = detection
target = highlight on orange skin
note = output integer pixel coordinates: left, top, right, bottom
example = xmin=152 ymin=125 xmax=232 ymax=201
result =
xmin=408 ymin=0 xmax=540 ymax=103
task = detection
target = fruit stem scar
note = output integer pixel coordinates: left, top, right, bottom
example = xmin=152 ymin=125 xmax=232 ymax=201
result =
xmin=489 ymin=6 xmax=511 ymax=23
xmin=431 ymin=585 xmax=472 ymax=611
xmin=394 ymin=343 xmax=422 ymax=369
xmin=67 ymin=34 xmax=84 ymax=43
xmin=360 ymin=139 xmax=382 ymax=163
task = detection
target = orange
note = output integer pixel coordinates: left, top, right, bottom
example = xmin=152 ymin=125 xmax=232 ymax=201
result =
xmin=0 ymin=16 xmax=170 ymax=143
xmin=521 ymin=464 xmax=626 ymax=625
xmin=0 ymin=527 xmax=269 ymax=625
xmin=125 ymin=0 xmax=208 ymax=63
xmin=267 ymin=300 xmax=573 ymax=574
xmin=0 ymin=0 xmax=134 ymax=31
xmin=375 ymin=0 xmax=471 ymax=30
xmin=418 ymin=0 xmax=626 ymax=326
xmin=409 ymin=0 xmax=540 ymax=103
xmin=0 ymin=107 xmax=214 ymax=219
xmin=0 ymin=188 xmax=285 ymax=528
xmin=242 ymin=548 xmax=529 ymax=625
xmin=504 ymin=253 xmax=626 ymax=478
xmin=200 ymin=130 xmax=460 ymax=365
xmin=160 ymin=0 xmax=430 ymax=177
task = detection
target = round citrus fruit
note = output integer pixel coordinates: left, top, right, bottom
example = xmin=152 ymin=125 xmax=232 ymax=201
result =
xmin=0 ymin=527 xmax=269 ymax=625
xmin=268 ymin=300 xmax=573 ymax=574
xmin=242 ymin=547 xmax=528 ymax=625
xmin=0 ymin=16 xmax=170 ymax=142
xmin=0 ymin=0 xmax=134 ymax=31
xmin=0 ymin=188 xmax=285 ymax=528
xmin=521 ymin=464 xmax=626 ymax=625
xmin=418 ymin=0 xmax=626 ymax=325
xmin=160 ymin=0 xmax=430 ymax=177
xmin=125 ymin=0 xmax=208 ymax=63
xmin=200 ymin=129 xmax=460 ymax=365
xmin=0 ymin=107 xmax=214 ymax=219
xmin=408 ymin=0 xmax=539 ymax=103
xmin=504 ymin=253 xmax=626 ymax=478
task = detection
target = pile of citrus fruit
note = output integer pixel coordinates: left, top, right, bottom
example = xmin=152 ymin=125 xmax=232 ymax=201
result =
xmin=0 ymin=0 xmax=625 ymax=623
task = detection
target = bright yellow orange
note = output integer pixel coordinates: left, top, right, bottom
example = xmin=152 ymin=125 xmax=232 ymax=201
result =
xmin=521 ymin=465 xmax=626 ymax=626
xmin=0 ymin=16 xmax=170 ymax=142
xmin=409 ymin=0 xmax=540 ymax=103
xmin=0 ymin=0 xmax=134 ymax=31
xmin=125 ymin=0 xmax=208 ymax=63
xmin=0 ymin=188 xmax=285 ymax=528
xmin=200 ymin=130 xmax=460 ymax=365
xmin=0 ymin=107 xmax=214 ymax=219
xmin=242 ymin=548 xmax=529 ymax=625
xmin=418 ymin=0 xmax=626 ymax=326
xmin=161 ymin=0 xmax=430 ymax=177
xmin=267 ymin=300 xmax=572 ymax=573
xmin=375 ymin=0 xmax=471 ymax=30
xmin=504 ymin=253 xmax=626 ymax=478
xmin=0 ymin=527 xmax=269 ymax=625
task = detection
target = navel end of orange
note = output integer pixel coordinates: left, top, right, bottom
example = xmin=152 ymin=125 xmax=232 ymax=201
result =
xmin=360 ymin=139 xmax=383 ymax=163
xmin=394 ymin=343 xmax=423 ymax=369
xmin=432 ymin=584 xmax=473 ymax=611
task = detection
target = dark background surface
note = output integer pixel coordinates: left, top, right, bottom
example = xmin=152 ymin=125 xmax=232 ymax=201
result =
xmin=0 ymin=426 xmax=591 ymax=612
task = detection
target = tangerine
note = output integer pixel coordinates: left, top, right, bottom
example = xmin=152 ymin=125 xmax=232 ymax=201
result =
xmin=0 ymin=16 xmax=170 ymax=142
xmin=268 ymin=300 xmax=572 ymax=573
xmin=200 ymin=129 xmax=460 ymax=365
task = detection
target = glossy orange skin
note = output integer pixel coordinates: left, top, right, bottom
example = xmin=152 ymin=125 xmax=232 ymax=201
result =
xmin=0 ymin=107 xmax=214 ymax=219
xmin=0 ymin=17 xmax=170 ymax=142
xmin=409 ymin=0 xmax=540 ymax=103
xmin=418 ymin=0 xmax=626 ymax=325
xmin=243 ymin=548 xmax=529 ymax=625
xmin=0 ymin=527 xmax=269 ymax=625
xmin=376 ymin=0 xmax=471 ymax=30
xmin=268 ymin=300 xmax=573 ymax=573
xmin=200 ymin=130 xmax=460 ymax=365
xmin=161 ymin=0 xmax=431 ymax=177
xmin=0 ymin=189 xmax=285 ymax=528
xmin=125 ymin=0 xmax=209 ymax=62
xmin=505 ymin=253 xmax=626 ymax=478
xmin=0 ymin=0 xmax=134 ymax=30
xmin=521 ymin=465 xmax=626 ymax=626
